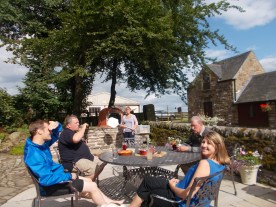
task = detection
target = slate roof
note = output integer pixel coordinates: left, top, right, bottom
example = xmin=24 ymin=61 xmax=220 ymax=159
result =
xmin=236 ymin=71 xmax=276 ymax=103
xmin=208 ymin=51 xmax=251 ymax=81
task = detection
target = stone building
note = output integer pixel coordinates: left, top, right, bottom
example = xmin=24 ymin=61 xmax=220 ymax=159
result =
xmin=187 ymin=51 xmax=276 ymax=128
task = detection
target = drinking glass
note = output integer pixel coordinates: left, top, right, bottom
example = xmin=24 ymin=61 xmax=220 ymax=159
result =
xmin=122 ymin=142 xmax=127 ymax=150
xmin=112 ymin=148 xmax=118 ymax=159
xmin=147 ymin=149 xmax=153 ymax=160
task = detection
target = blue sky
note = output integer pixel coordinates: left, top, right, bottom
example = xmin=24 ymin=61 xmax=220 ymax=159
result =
xmin=1 ymin=0 xmax=276 ymax=112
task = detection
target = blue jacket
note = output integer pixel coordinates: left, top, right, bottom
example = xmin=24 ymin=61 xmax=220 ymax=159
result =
xmin=24 ymin=122 xmax=72 ymax=187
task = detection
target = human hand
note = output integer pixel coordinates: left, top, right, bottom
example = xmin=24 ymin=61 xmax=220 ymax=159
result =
xmin=169 ymin=178 xmax=179 ymax=187
xmin=81 ymin=123 xmax=88 ymax=129
xmin=48 ymin=121 xmax=59 ymax=130
xmin=177 ymin=145 xmax=190 ymax=152
xmin=71 ymin=173 xmax=78 ymax=180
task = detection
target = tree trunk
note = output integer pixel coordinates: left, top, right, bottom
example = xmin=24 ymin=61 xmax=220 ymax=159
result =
xmin=72 ymin=75 xmax=83 ymax=116
xmin=108 ymin=59 xmax=118 ymax=108
xmin=72 ymin=53 xmax=86 ymax=116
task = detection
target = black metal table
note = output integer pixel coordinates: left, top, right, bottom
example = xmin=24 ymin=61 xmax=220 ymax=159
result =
xmin=99 ymin=146 xmax=201 ymax=189
xmin=99 ymin=146 xmax=201 ymax=167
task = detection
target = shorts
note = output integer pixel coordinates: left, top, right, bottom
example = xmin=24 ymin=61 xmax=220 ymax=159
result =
xmin=42 ymin=178 xmax=84 ymax=196
xmin=74 ymin=158 xmax=97 ymax=176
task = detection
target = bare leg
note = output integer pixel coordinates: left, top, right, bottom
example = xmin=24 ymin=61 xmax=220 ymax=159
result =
xmin=79 ymin=176 xmax=124 ymax=205
xmin=129 ymin=194 xmax=143 ymax=207
xmin=92 ymin=162 xmax=107 ymax=182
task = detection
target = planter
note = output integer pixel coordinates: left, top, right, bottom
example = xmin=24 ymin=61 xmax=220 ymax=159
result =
xmin=239 ymin=165 xmax=260 ymax=185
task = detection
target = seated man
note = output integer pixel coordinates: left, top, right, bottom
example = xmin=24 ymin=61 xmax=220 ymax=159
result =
xmin=177 ymin=116 xmax=212 ymax=153
xmin=24 ymin=119 xmax=123 ymax=205
xmin=177 ymin=116 xmax=212 ymax=174
xmin=58 ymin=115 xmax=106 ymax=180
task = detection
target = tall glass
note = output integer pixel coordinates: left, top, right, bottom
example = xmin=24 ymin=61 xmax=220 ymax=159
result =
xmin=112 ymin=148 xmax=118 ymax=159
xmin=147 ymin=149 xmax=153 ymax=160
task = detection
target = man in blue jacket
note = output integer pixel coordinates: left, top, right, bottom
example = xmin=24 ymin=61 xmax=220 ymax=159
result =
xmin=24 ymin=119 xmax=124 ymax=205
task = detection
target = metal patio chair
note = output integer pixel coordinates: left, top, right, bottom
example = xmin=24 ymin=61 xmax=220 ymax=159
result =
xmin=149 ymin=169 xmax=225 ymax=207
xmin=25 ymin=165 xmax=78 ymax=207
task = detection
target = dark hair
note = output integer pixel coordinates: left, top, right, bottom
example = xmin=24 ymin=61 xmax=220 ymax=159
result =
xmin=28 ymin=120 xmax=48 ymax=140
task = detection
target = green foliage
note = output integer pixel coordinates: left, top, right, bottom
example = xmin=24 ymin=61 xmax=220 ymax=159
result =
xmin=235 ymin=149 xmax=262 ymax=166
xmin=150 ymin=126 xmax=187 ymax=146
xmin=0 ymin=0 xmax=242 ymax=113
xmin=224 ymin=136 xmax=276 ymax=170
xmin=10 ymin=143 xmax=25 ymax=155
xmin=149 ymin=123 xmax=275 ymax=171
xmin=15 ymin=62 xmax=71 ymax=120
xmin=0 ymin=88 xmax=23 ymax=128
xmin=0 ymin=133 xmax=7 ymax=141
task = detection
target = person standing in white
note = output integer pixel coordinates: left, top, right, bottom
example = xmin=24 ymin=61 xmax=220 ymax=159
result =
xmin=120 ymin=106 xmax=138 ymax=144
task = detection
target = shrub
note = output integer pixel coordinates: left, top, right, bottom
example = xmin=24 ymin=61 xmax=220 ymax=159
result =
xmin=149 ymin=126 xmax=188 ymax=146
xmin=10 ymin=143 xmax=25 ymax=155
xmin=198 ymin=114 xmax=224 ymax=126
xmin=0 ymin=88 xmax=23 ymax=129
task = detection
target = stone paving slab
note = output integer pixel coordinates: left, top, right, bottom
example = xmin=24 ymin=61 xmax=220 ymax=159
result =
xmin=0 ymin=154 xmax=32 ymax=206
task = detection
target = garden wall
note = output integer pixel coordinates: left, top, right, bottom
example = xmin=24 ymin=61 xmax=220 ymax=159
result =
xmin=148 ymin=121 xmax=276 ymax=171
xmin=85 ymin=127 xmax=149 ymax=153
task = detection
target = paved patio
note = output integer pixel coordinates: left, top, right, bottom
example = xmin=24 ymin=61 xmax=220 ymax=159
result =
xmin=1 ymin=157 xmax=276 ymax=207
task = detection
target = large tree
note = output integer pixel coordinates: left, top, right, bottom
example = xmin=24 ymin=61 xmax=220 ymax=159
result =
xmin=0 ymin=0 xmax=242 ymax=113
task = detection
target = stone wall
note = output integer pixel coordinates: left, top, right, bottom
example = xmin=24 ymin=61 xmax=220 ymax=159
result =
xmin=235 ymin=52 xmax=264 ymax=92
xmin=187 ymin=68 xmax=237 ymax=125
xmin=149 ymin=121 xmax=276 ymax=143
xmin=187 ymin=51 xmax=266 ymax=127
xmin=86 ymin=127 xmax=149 ymax=151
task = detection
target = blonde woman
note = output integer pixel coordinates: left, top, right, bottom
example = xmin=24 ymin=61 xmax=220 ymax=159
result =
xmin=129 ymin=131 xmax=230 ymax=207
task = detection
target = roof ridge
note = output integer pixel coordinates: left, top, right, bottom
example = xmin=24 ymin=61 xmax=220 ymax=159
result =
xmin=253 ymin=70 xmax=276 ymax=77
xmin=215 ymin=51 xmax=251 ymax=64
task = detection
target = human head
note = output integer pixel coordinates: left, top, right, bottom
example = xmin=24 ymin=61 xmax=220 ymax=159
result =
xmin=125 ymin=106 xmax=132 ymax=114
xmin=201 ymin=131 xmax=230 ymax=165
xmin=64 ymin=115 xmax=79 ymax=131
xmin=190 ymin=116 xmax=204 ymax=134
xmin=28 ymin=120 xmax=51 ymax=141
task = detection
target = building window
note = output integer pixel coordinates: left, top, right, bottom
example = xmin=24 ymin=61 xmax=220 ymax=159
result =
xmin=204 ymin=102 xmax=213 ymax=117
xmin=89 ymin=107 xmax=101 ymax=116
xmin=202 ymin=72 xmax=210 ymax=90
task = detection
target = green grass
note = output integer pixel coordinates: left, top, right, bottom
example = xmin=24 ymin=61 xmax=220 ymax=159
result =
xmin=10 ymin=143 xmax=25 ymax=155
xmin=0 ymin=133 xmax=7 ymax=141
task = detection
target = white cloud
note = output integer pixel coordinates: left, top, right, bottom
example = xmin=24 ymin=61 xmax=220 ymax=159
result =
xmin=92 ymin=74 xmax=187 ymax=111
xmin=209 ymin=0 xmax=276 ymax=30
xmin=260 ymin=56 xmax=276 ymax=72
xmin=205 ymin=49 xmax=231 ymax=61
xmin=0 ymin=47 xmax=28 ymax=94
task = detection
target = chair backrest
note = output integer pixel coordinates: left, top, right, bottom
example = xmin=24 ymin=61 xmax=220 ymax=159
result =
xmin=149 ymin=169 xmax=225 ymax=207
xmin=25 ymin=164 xmax=44 ymax=198
xmin=25 ymin=164 xmax=78 ymax=207
xmin=186 ymin=169 xmax=225 ymax=207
